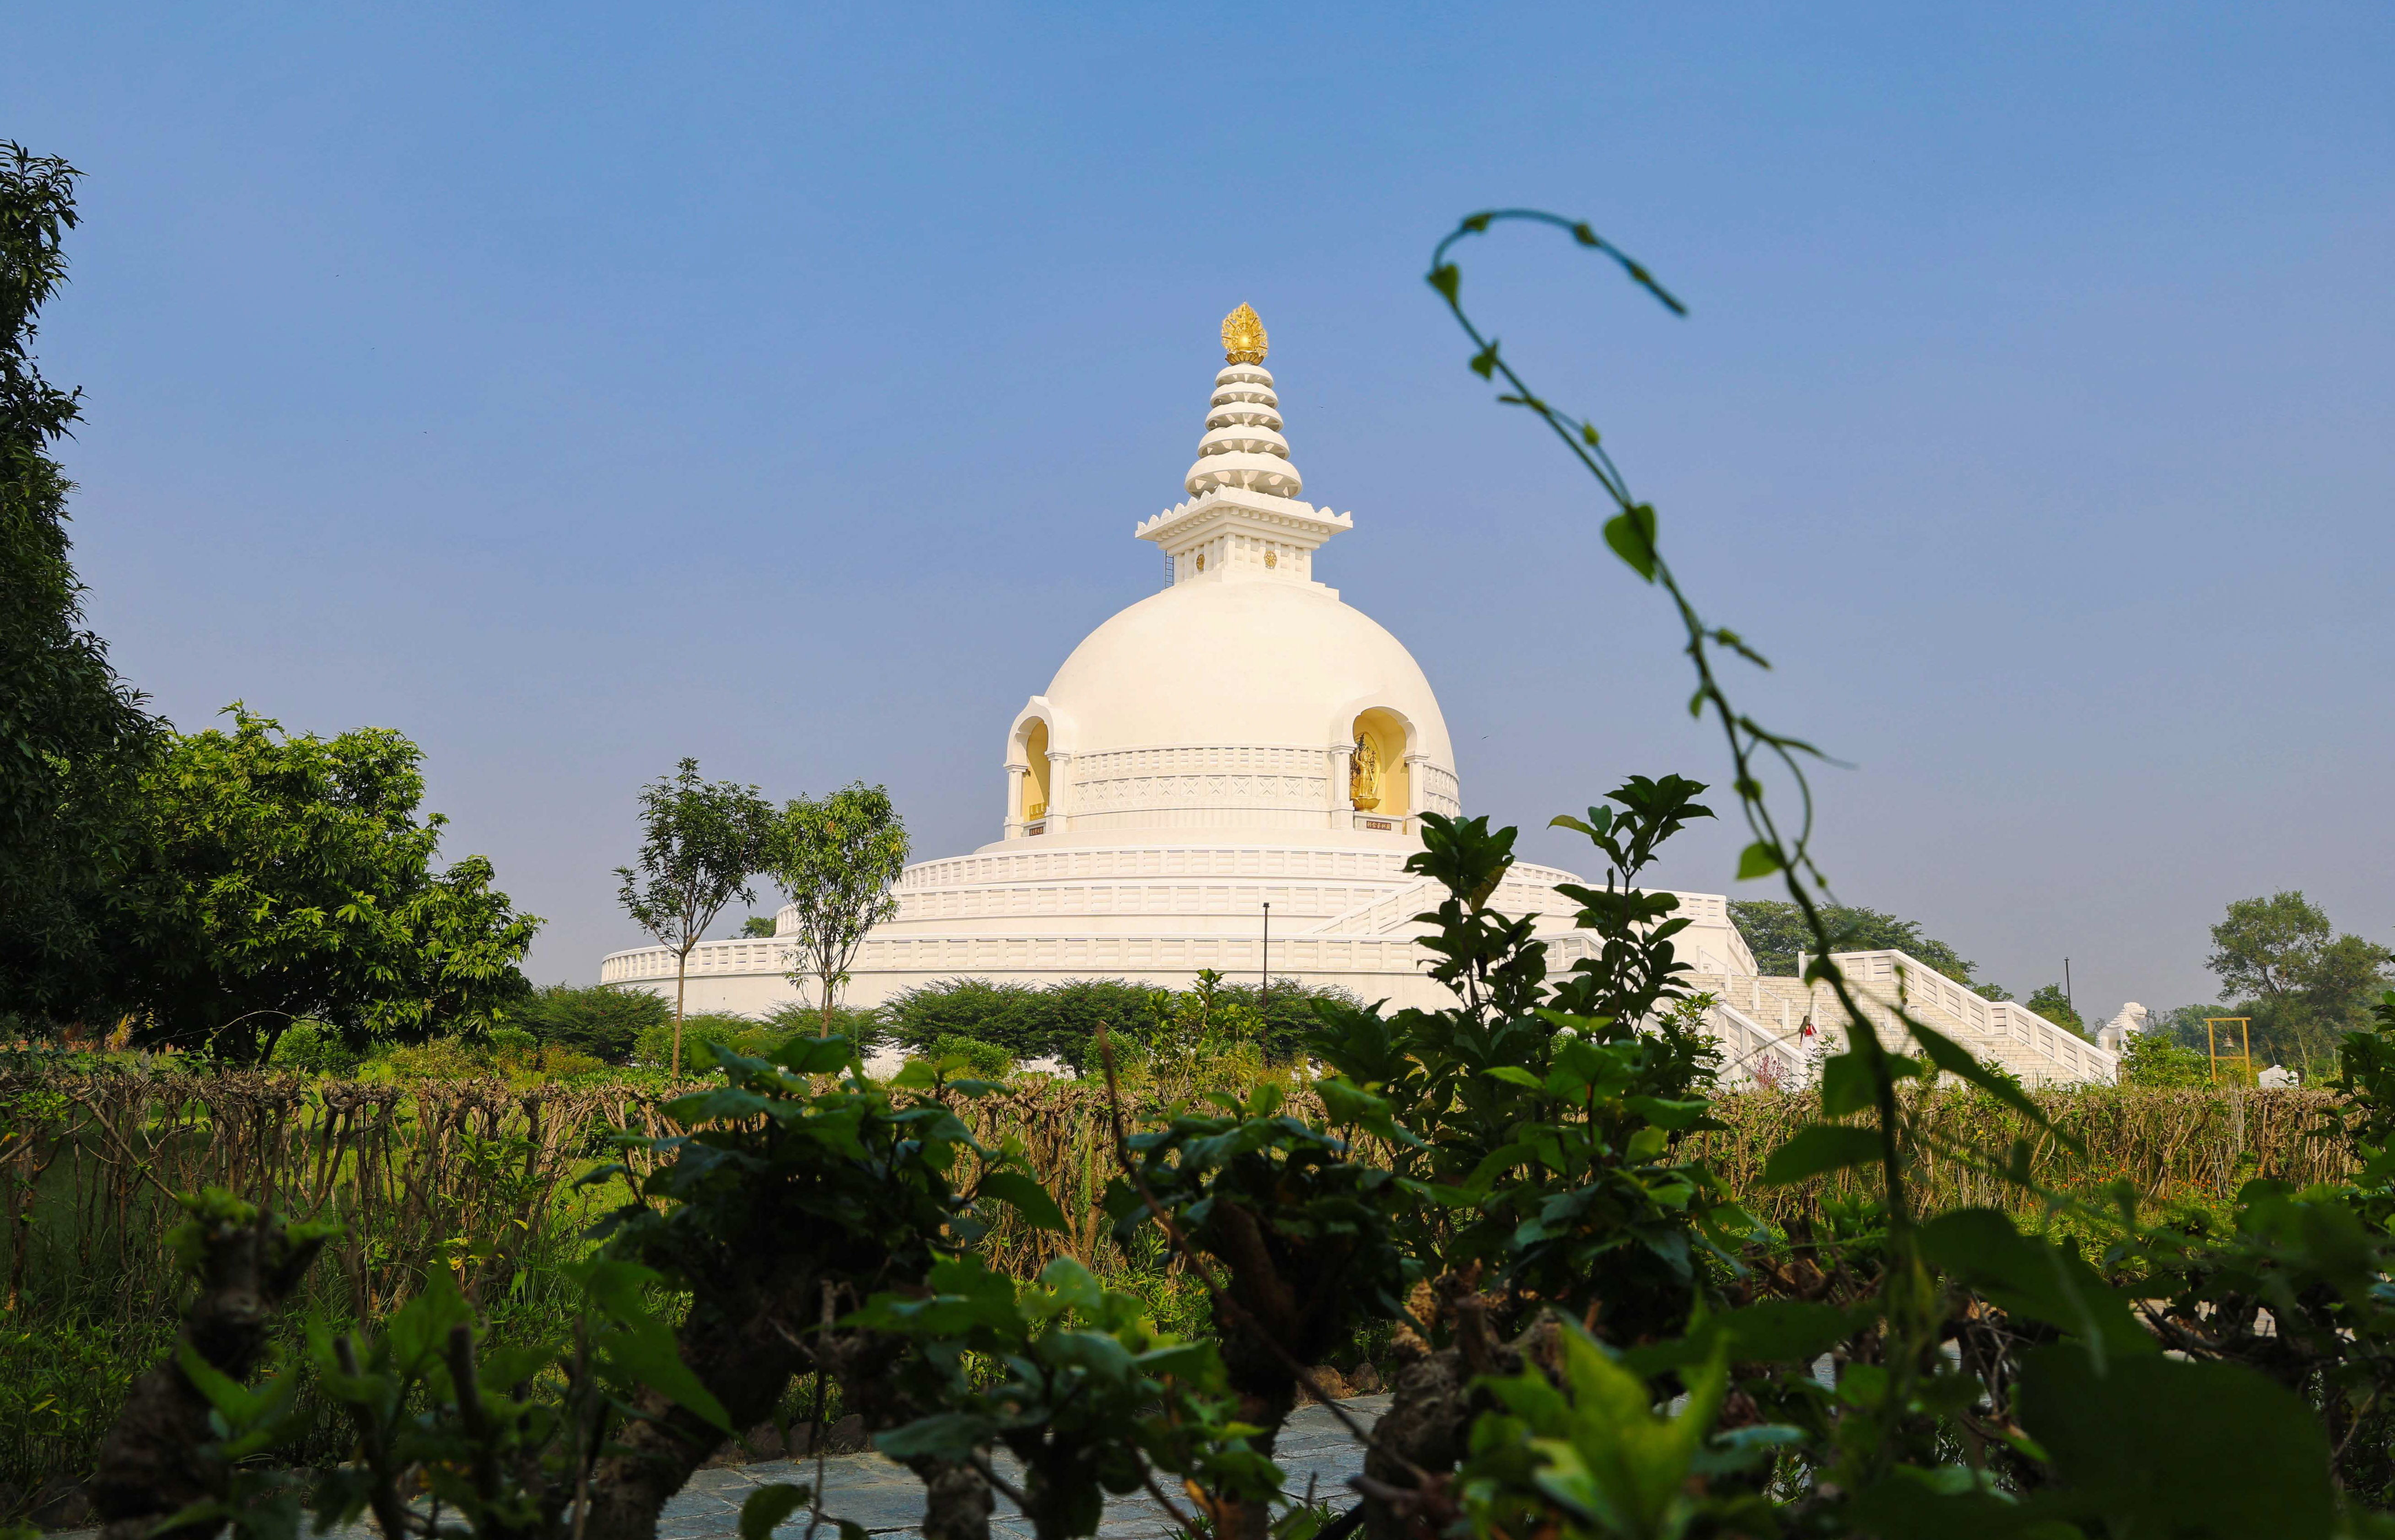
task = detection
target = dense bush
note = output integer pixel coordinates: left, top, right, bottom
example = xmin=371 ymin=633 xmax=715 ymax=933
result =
xmin=515 ymin=982 xmax=671 ymax=1063
xmin=919 ymin=1031 xmax=1015 ymax=1077
xmin=624 ymin=1004 xmax=886 ymax=1071
xmin=628 ymin=1010 xmax=778 ymax=1070
xmin=364 ymin=1031 xmax=608 ymax=1084
xmin=883 ymin=975 xmax=1355 ymax=1069
xmin=757 ymin=998 xmax=885 ymax=1046
xmin=264 ymin=1019 xmax=362 ymax=1077
xmin=2118 ymin=1028 xmax=2214 ymax=1087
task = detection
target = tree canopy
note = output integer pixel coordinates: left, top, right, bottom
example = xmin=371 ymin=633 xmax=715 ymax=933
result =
xmin=118 ymin=707 xmax=539 ymax=1058
xmin=1728 ymin=900 xmax=2008 ymax=998
xmin=768 ymin=781 xmax=909 ymax=1033
xmin=2205 ymin=890 xmax=2391 ymax=1068
xmin=0 ymin=143 xmax=164 ymax=1023
xmin=2023 ymin=982 xmax=2086 ymax=1036
xmin=614 ymin=758 xmax=775 ymax=1075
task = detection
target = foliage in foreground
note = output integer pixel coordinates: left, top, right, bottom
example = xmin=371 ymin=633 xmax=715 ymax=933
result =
xmin=48 ymin=202 xmax=2395 ymax=1540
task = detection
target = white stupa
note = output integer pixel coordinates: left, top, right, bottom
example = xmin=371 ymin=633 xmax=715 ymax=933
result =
xmin=599 ymin=307 xmax=2120 ymax=1088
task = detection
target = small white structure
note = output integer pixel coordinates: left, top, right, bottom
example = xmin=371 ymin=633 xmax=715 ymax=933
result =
xmin=598 ymin=306 xmax=2117 ymax=1089
xmin=2098 ymin=1002 xmax=2151 ymax=1054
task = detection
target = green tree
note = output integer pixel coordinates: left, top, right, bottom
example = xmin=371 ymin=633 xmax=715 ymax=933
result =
xmin=2207 ymin=890 xmax=2393 ymax=1068
xmin=614 ymin=758 xmax=774 ymax=1077
xmin=118 ymin=707 xmax=538 ymax=1058
xmin=737 ymin=914 xmax=777 ymax=938
xmin=0 ymin=144 xmax=164 ymax=1024
xmin=1728 ymin=899 xmax=2007 ymax=997
xmin=767 ymin=781 xmax=909 ymax=1035
xmin=2024 ymin=982 xmax=2087 ymax=1036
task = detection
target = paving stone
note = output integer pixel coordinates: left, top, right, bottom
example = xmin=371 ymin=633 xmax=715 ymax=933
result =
xmin=668 ymin=1395 xmax=1390 ymax=1540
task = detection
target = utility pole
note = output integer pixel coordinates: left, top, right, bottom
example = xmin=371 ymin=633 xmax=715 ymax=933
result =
xmin=1262 ymin=901 xmax=1271 ymax=1021
xmin=2064 ymin=957 xmax=2073 ymax=1020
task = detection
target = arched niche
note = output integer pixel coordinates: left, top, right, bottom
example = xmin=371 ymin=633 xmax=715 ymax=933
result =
xmin=1349 ymin=707 xmax=1410 ymax=815
xmin=1021 ymin=719 xmax=1052 ymax=820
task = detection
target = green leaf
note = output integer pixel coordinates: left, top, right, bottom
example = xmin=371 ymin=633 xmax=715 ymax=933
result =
xmin=739 ymin=1483 xmax=812 ymax=1540
xmin=175 ymin=1339 xmax=262 ymax=1422
xmin=561 ymin=1257 xmax=669 ymax=1327
xmin=1481 ymin=1065 xmax=1543 ymax=1089
xmin=1734 ymin=842 xmax=1782 ymax=880
xmin=1819 ymin=1052 xmax=1877 ymax=1118
xmin=1621 ymin=1095 xmax=1711 ymax=1131
xmin=1918 ymin=1209 xmax=2152 ymax=1359
xmin=2018 ymin=1347 xmax=2332 ymax=1539
xmin=1427 ymin=263 xmax=1460 ymax=301
xmin=774 ymin=1035 xmax=855 ymax=1076
xmin=977 ymin=1171 xmax=1067 ymax=1233
xmin=877 ymin=1411 xmax=996 ymax=1463
xmin=148 ymin=1500 xmax=235 ymax=1537
xmin=1602 ymin=505 xmax=1659 ymax=582
xmin=1628 ymin=1300 xmax=1875 ymax=1375
xmin=601 ymin=1320 xmax=733 ymax=1432
xmin=1470 ymin=341 xmax=1501 ymax=379
xmin=1760 ymin=1124 xmax=1884 ymax=1186
xmin=1035 ymin=1256 xmax=1107 ymax=1320
xmin=1815 ymin=1049 xmax=1930 ymax=1118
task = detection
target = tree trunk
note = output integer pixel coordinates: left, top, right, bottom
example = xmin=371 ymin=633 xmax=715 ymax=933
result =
xmin=673 ymin=947 xmax=690 ymax=1077
xmin=92 ymin=1208 xmax=328 ymax=1540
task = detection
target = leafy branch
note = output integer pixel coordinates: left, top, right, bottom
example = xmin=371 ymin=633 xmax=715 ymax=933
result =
xmin=1425 ymin=209 xmax=2097 ymax=1483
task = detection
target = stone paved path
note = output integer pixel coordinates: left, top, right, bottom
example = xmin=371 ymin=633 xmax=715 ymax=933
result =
xmin=662 ymin=1396 xmax=1389 ymax=1540
xmin=45 ymin=1396 xmax=1386 ymax=1540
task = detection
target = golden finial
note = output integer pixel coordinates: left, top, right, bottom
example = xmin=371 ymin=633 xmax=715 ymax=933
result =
xmin=1221 ymin=302 xmax=1268 ymax=365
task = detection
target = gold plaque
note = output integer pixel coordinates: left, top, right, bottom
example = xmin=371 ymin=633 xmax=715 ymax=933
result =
xmin=1221 ymin=303 xmax=1268 ymax=364
xmin=1265 ymin=549 xmax=1278 ymax=569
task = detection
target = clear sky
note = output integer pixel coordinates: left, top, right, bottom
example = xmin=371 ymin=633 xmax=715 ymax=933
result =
xmin=12 ymin=3 xmax=2392 ymax=1018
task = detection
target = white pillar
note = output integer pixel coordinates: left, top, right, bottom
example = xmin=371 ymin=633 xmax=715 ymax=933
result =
xmin=1046 ymin=751 xmax=1074 ymax=832
xmin=1327 ymin=743 xmax=1354 ymax=830
xmin=1004 ymin=761 xmax=1028 ymax=839
xmin=1404 ymin=752 xmax=1432 ymax=829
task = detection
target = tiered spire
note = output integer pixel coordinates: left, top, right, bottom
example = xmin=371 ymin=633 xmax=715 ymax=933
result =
xmin=1136 ymin=304 xmax=1351 ymax=590
xmin=1184 ymin=302 xmax=1302 ymax=499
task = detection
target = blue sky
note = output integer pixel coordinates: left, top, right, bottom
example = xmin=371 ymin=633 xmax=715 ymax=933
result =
xmin=12 ymin=2 xmax=2392 ymax=1016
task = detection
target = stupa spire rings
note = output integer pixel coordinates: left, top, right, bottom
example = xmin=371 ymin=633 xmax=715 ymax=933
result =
xmin=1141 ymin=304 xmax=1351 ymax=578
xmin=1183 ymin=302 xmax=1302 ymax=499
xmin=1221 ymin=302 xmax=1268 ymax=364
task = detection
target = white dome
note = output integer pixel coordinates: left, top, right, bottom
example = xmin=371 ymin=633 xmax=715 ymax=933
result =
xmin=1043 ymin=579 xmax=1455 ymax=764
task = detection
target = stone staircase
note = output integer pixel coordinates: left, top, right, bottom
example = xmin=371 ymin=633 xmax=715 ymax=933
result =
xmin=1302 ymin=886 xmax=2115 ymax=1089
xmin=1690 ymin=950 xmax=2117 ymax=1088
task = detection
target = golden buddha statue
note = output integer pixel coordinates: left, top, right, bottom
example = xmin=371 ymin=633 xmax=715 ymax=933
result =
xmin=1349 ymin=730 xmax=1382 ymax=811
